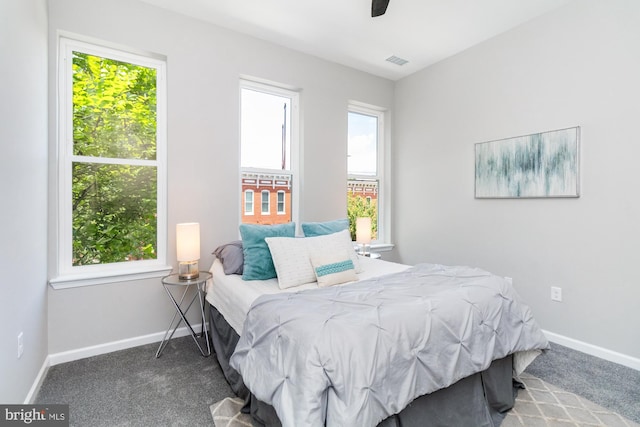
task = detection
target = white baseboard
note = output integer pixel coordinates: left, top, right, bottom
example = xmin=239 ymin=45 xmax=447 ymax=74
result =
xmin=543 ymin=330 xmax=640 ymax=371
xmin=24 ymin=356 xmax=51 ymax=404
xmin=28 ymin=325 xmax=638 ymax=404
xmin=26 ymin=323 xmax=208 ymax=404
xmin=48 ymin=322 xmax=205 ymax=366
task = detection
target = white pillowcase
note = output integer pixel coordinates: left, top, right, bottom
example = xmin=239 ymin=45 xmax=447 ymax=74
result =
xmin=310 ymin=251 xmax=358 ymax=288
xmin=265 ymin=229 xmax=361 ymax=289
xmin=264 ymin=237 xmax=315 ymax=289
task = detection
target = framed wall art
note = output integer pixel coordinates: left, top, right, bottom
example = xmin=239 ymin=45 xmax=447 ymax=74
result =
xmin=475 ymin=126 xmax=580 ymax=198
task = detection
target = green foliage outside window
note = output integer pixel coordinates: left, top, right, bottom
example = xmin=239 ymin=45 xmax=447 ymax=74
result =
xmin=347 ymin=192 xmax=377 ymax=241
xmin=72 ymin=52 xmax=158 ymax=266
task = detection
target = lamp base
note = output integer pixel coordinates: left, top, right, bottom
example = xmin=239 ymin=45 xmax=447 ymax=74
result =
xmin=358 ymin=243 xmax=370 ymax=257
xmin=178 ymin=261 xmax=199 ymax=280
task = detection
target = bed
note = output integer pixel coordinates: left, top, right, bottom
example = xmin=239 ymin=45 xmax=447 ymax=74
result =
xmin=206 ymin=227 xmax=549 ymax=427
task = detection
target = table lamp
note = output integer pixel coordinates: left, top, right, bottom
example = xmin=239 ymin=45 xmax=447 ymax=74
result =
xmin=356 ymin=217 xmax=372 ymax=256
xmin=176 ymin=222 xmax=200 ymax=280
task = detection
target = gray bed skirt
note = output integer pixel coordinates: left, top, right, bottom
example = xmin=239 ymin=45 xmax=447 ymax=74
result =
xmin=209 ymin=306 xmax=519 ymax=427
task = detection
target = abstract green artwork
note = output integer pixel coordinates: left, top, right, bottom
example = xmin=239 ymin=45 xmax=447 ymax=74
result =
xmin=475 ymin=127 xmax=580 ymax=198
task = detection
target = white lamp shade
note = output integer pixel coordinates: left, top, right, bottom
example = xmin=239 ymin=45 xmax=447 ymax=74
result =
xmin=176 ymin=223 xmax=200 ymax=261
xmin=355 ymin=217 xmax=372 ymax=244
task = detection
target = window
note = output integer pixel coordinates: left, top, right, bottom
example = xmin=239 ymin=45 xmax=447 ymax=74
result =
xmin=53 ymin=37 xmax=167 ymax=286
xmin=244 ymin=190 xmax=254 ymax=215
xmin=277 ymin=191 xmax=286 ymax=214
xmin=261 ymin=190 xmax=270 ymax=215
xmin=347 ymin=104 xmax=386 ymax=243
xmin=240 ymin=79 xmax=299 ymax=226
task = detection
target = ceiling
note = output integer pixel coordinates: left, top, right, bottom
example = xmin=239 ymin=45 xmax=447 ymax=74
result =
xmin=140 ymin=0 xmax=572 ymax=81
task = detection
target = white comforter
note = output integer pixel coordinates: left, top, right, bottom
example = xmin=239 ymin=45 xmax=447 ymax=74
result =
xmin=230 ymin=263 xmax=549 ymax=427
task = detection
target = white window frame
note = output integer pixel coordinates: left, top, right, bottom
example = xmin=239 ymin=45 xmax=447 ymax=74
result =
xmin=239 ymin=78 xmax=300 ymax=227
xmin=244 ymin=190 xmax=254 ymax=215
xmin=348 ymin=102 xmax=389 ymax=245
xmin=261 ymin=190 xmax=271 ymax=215
xmin=277 ymin=190 xmax=286 ymax=215
xmin=50 ymin=36 xmax=169 ymax=289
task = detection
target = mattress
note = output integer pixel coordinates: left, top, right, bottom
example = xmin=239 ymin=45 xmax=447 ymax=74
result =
xmin=206 ymin=255 xmax=410 ymax=335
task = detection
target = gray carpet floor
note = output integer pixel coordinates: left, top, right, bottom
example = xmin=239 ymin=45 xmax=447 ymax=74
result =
xmin=36 ymin=336 xmax=234 ymax=426
xmin=36 ymin=338 xmax=639 ymax=426
xmin=526 ymin=342 xmax=639 ymax=424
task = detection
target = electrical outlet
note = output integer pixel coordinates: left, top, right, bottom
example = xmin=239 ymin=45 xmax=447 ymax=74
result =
xmin=17 ymin=332 xmax=24 ymax=359
xmin=550 ymin=286 xmax=562 ymax=302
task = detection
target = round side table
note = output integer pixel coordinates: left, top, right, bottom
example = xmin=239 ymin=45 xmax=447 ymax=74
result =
xmin=155 ymin=271 xmax=212 ymax=358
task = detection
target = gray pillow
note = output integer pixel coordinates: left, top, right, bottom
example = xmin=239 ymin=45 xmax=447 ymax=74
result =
xmin=213 ymin=241 xmax=244 ymax=275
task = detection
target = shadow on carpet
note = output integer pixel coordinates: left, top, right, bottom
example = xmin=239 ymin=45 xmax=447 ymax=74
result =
xmin=211 ymin=374 xmax=640 ymax=427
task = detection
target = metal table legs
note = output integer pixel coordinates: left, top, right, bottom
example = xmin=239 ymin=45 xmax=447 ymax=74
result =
xmin=155 ymin=281 xmax=210 ymax=358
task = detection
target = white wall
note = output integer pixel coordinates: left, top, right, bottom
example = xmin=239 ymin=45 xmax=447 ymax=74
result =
xmin=46 ymin=0 xmax=394 ymax=354
xmin=392 ymin=0 xmax=640 ymax=360
xmin=0 ymin=0 xmax=49 ymax=402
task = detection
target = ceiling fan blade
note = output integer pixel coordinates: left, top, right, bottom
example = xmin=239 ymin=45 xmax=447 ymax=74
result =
xmin=371 ymin=0 xmax=390 ymax=17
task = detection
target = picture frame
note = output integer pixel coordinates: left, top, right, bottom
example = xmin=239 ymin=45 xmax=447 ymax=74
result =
xmin=475 ymin=127 xmax=580 ymax=198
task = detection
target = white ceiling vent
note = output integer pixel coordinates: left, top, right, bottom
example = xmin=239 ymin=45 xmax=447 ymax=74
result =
xmin=386 ymin=55 xmax=408 ymax=66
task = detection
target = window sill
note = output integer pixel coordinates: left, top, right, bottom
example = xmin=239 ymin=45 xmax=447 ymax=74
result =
xmin=371 ymin=243 xmax=395 ymax=252
xmin=353 ymin=242 xmax=395 ymax=253
xmin=49 ymin=265 xmax=172 ymax=289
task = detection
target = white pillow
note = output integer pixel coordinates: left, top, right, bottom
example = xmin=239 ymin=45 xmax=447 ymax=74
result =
xmin=264 ymin=236 xmax=315 ymax=289
xmin=310 ymin=251 xmax=358 ymax=288
xmin=310 ymin=229 xmax=361 ymax=273
xmin=265 ymin=230 xmax=362 ymax=289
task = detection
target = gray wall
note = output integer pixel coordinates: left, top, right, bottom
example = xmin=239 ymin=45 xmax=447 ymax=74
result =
xmin=392 ymin=0 xmax=640 ymax=359
xmin=0 ymin=0 xmax=49 ymax=402
xmin=46 ymin=0 xmax=394 ymax=354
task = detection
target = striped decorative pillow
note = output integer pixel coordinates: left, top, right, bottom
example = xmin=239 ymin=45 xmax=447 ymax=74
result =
xmin=310 ymin=251 xmax=358 ymax=288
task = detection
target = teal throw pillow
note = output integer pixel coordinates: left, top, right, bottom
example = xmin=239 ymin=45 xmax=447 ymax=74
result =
xmin=240 ymin=222 xmax=296 ymax=280
xmin=301 ymin=218 xmax=349 ymax=237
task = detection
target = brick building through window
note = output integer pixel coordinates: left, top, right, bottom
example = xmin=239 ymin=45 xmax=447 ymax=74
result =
xmin=241 ymin=172 xmax=291 ymax=224
xmin=347 ymin=180 xmax=378 ymax=203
